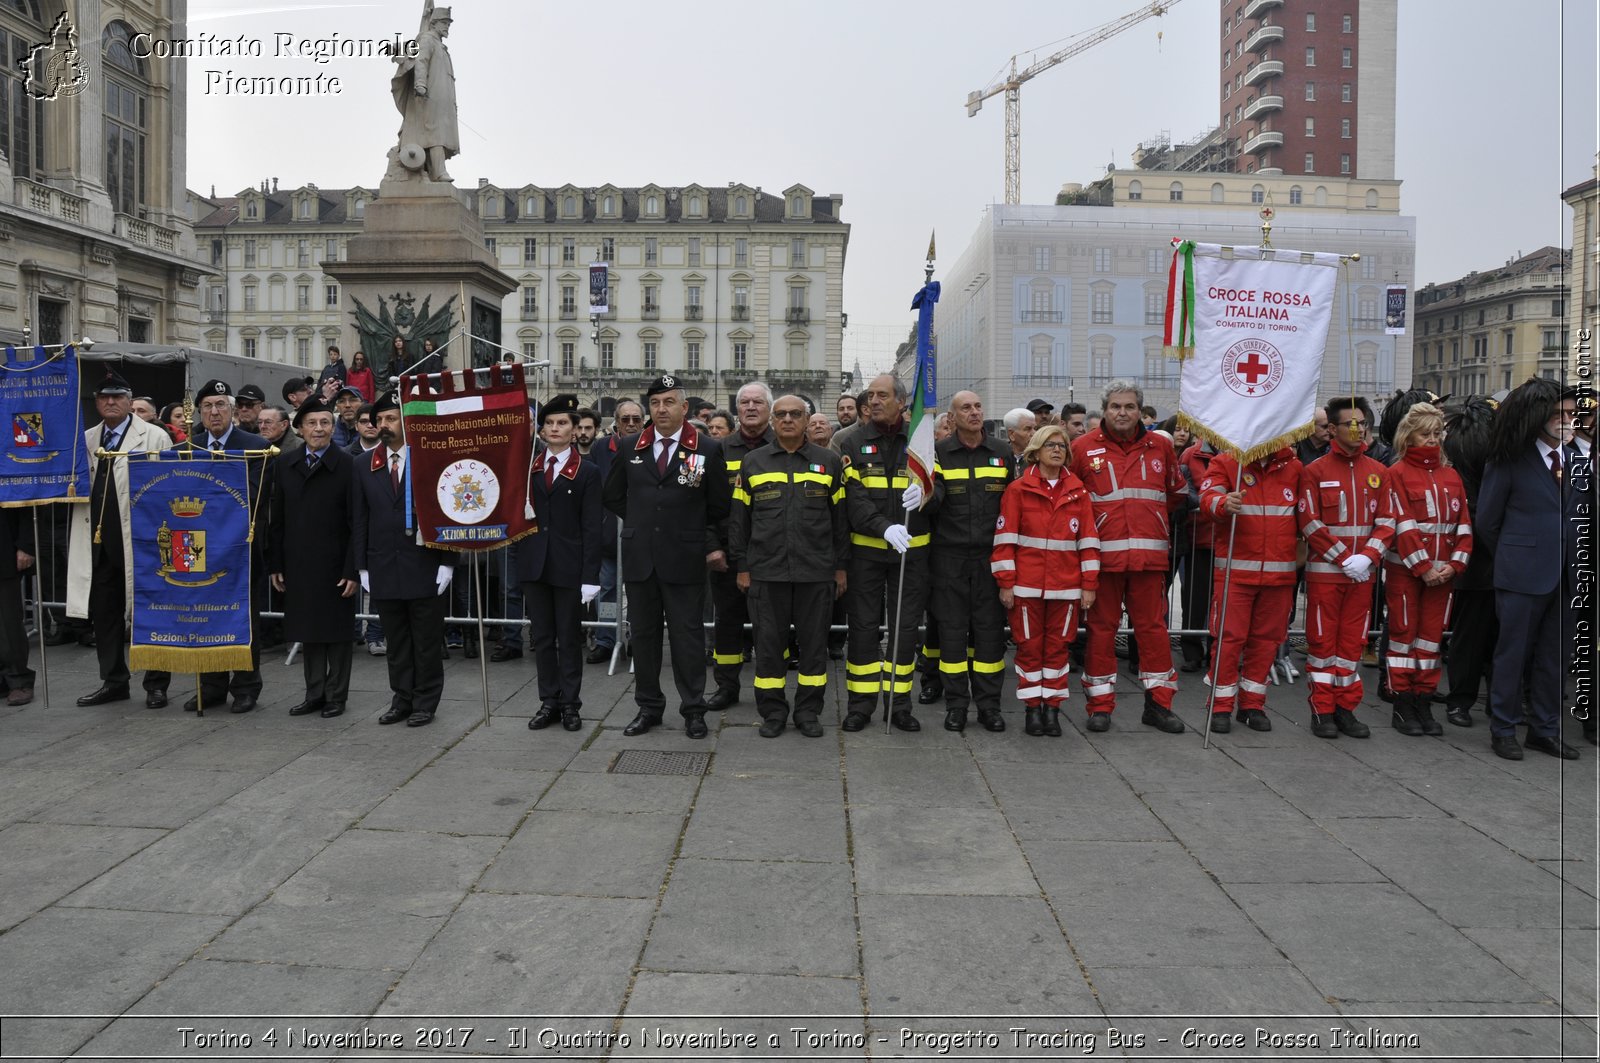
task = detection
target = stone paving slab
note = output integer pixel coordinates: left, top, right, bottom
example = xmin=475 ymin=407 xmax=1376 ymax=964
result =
xmin=479 ymin=810 xmax=682 ymax=898
xmin=618 ymin=972 xmax=866 ymax=1059
xmin=27 ymin=766 xmax=260 ymax=829
xmin=1140 ymin=791 xmax=1388 ymax=884
xmin=679 ymin=774 xmax=848 ymax=863
xmin=850 ymin=803 xmax=1038 ymax=896
xmin=357 ymin=763 xmax=554 ymax=837
xmin=983 ymin=762 xmax=1176 ymax=843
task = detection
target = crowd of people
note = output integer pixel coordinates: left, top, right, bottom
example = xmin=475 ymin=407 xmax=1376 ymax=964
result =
xmin=3 ymin=338 xmax=1591 ymax=762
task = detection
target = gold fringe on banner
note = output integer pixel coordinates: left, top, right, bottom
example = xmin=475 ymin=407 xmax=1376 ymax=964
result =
xmin=1162 ymin=343 xmax=1195 ymax=361
xmin=1177 ymin=413 xmax=1317 ymax=468
xmin=130 ymin=645 xmax=254 ymax=673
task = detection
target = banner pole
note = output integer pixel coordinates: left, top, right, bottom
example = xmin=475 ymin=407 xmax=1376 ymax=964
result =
xmin=609 ymin=512 xmax=626 ymax=676
xmin=882 ymin=504 xmax=911 ymax=735
xmin=31 ymin=507 xmax=48 ymax=709
xmin=472 ymin=551 xmax=490 ymax=728
xmin=1201 ymin=461 xmax=1245 ymax=750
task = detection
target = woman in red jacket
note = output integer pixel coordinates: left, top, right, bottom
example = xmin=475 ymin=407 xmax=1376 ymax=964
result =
xmin=991 ymin=425 xmax=1099 ymax=737
xmin=345 ymin=350 xmax=377 ymax=402
xmin=1380 ymin=402 xmax=1472 ymax=736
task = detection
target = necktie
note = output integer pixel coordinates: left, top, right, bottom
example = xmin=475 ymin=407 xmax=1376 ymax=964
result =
xmin=390 ymin=453 xmax=402 ymax=495
xmin=104 ymin=429 xmax=121 ymax=452
xmin=306 ymin=450 xmax=319 ymax=470
xmin=546 ymin=456 xmax=558 ymax=489
xmin=1551 ymin=449 xmax=1563 ymax=487
xmin=657 ymin=439 xmax=672 ymax=476
xmin=209 ymin=440 xmax=223 ymax=452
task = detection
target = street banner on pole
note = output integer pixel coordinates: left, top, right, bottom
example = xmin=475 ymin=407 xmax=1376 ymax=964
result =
xmin=0 ymin=344 xmax=88 ymax=506
xmin=1385 ymin=284 xmax=1408 ymax=335
xmin=1165 ymin=241 xmax=1339 ymax=463
xmin=126 ymin=454 xmax=255 ymax=673
xmin=401 ymin=362 xmax=535 ymax=549
xmin=589 ymin=263 xmax=610 ymax=316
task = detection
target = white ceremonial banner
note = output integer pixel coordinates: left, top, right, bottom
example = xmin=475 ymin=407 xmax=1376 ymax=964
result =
xmin=1177 ymin=243 xmax=1340 ymax=464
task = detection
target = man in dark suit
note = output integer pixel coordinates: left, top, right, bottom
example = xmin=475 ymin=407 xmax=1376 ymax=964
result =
xmin=178 ymin=379 xmax=270 ymax=714
xmin=602 ymin=374 xmax=732 ymax=738
xmin=268 ymin=397 xmax=359 ymax=719
xmin=1567 ymin=391 xmax=1596 ymax=744
xmin=0 ymin=507 xmax=35 ymax=705
xmin=517 ymin=394 xmax=602 ymax=732
xmin=1478 ymin=379 xmax=1579 ymax=760
xmin=351 ymin=390 xmax=454 ymax=727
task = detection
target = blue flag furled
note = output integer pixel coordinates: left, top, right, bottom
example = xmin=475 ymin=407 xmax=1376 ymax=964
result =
xmin=126 ymin=453 xmax=255 ymax=673
xmin=905 ymin=278 xmax=940 ymax=503
xmin=0 ymin=344 xmax=88 ymax=506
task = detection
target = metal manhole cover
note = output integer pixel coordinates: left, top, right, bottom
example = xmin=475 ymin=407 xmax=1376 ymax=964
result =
xmin=610 ymin=750 xmax=711 ymax=776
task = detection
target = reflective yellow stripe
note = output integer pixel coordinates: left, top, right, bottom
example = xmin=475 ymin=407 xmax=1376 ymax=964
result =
xmin=846 ymin=679 xmax=882 ymax=693
xmin=725 ymin=459 xmax=742 ymax=471
xmin=893 ymin=661 xmax=915 ymax=675
xmin=846 ymin=660 xmax=880 ymax=675
xmin=973 ymin=466 xmax=1007 ymax=478
xmin=711 ymin=652 xmax=744 ymax=665
xmin=844 ymin=466 xmax=863 ymax=482
xmin=857 ymin=475 xmax=911 ymax=489
xmin=794 ymin=472 xmax=832 ymax=486
xmin=796 ymin=673 xmax=827 ymax=687
xmin=922 ymin=647 xmax=941 ymax=659
xmin=752 ymin=675 xmax=786 ymax=689
xmin=850 ymin=532 xmax=931 ymax=549
xmin=941 ymin=467 xmax=971 ymax=480
xmin=971 ymin=659 xmax=1007 ymax=674
xmin=831 ymin=488 xmax=845 ymax=503
xmin=747 ymin=472 xmax=788 ymax=487
xmin=732 ymin=488 xmax=750 ymax=504
xmin=938 ymin=659 xmax=970 ymax=675
xmin=890 ymin=679 xmax=913 ymax=694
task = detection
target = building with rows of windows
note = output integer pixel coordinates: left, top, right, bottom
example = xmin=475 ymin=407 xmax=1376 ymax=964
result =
xmin=933 ymin=170 xmax=1416 ymax=419
xmin=1412 ymin=247 xmax=1571 ymax=398
xmin=0 ymin=0 xmax=201 ymax=349
xmin=192 ymin=179 xmax=849 ymax=411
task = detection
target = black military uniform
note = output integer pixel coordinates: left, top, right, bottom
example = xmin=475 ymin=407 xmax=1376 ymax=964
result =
xmin=709 ymin=424 xmax=774 ymax=708
xmin=929 ymin=431 xmax=1013 ymax=731
xmin=602 ymin=375 xmax=732 ymax=738
xmin=842 ymin=420 xmax=936 ymax=730
xmin=729 ymin=440 xmax=849 ymax=736
xmin=0 ymin=507 xmax=35 ymax=703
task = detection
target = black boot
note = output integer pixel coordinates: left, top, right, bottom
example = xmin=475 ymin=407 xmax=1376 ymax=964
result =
xmin=1415 ymin=695 xmax=1443 ymax=736
xmin=1023 ymin=705 xmax=1044 ymax=736
xmin=1391 ymin=693 xmax=1423 ymax=736
xmin=1042 ymin=707 xmax=1062 ymax=737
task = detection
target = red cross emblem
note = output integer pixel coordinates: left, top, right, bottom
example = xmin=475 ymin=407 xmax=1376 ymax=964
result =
xmin=1235 ymin=353 xmax=1270 ymax=386
xmin=1221 ymin=338 xmax=1284 ymax=398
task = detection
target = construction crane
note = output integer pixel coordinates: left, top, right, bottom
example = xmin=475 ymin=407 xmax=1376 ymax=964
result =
xmin=966 ymin=0 xmax=1183 ymax=205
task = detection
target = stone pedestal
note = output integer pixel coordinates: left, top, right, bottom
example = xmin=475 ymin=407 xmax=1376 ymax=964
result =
xmin=322 ymin=182 xmax=515 ymax=377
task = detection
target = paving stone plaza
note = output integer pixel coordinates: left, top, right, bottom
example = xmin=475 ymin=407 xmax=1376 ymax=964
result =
xmin=0 ymin=639 xmax=1595 ymax=1061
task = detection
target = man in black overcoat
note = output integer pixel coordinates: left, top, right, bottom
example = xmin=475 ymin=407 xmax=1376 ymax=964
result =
xmin=268 ymin=397 xmax=359 ymax=718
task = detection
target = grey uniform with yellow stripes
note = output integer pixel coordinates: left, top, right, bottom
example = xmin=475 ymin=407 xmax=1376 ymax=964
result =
xmin=710 ymin=429 xmax=774 ymax=696
xmin=842 ymin=423 xmax=937 ymax=717
xmin=729 ymin=441 xmax=850 ymax=725
xmin=929 ymin=433 xmax=1014 ymax=717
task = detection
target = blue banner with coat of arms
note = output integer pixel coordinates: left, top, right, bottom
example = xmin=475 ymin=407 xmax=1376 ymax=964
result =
xmin=0 ymin=344 xmax=89 ymax=506
xmin=125 ymin=453 xmax=255 ymax=673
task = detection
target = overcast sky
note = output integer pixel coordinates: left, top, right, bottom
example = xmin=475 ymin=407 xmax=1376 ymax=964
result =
xmin=186 ymin=0 xmax=1597 ymax=376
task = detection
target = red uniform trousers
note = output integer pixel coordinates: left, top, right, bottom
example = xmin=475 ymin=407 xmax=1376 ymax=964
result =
xmin=1304 ymin=581 xmax=1373 ymax=714
xmin=1206 ymin=580 xmax=1294 ymax=715
xmin=1009 ymin=598 xmax=1081 ymax=708
xmin=1081 ymin=571 xmax=1176 ymax=713
xmin=1383 ymin=566 xmax=1452 ymax=695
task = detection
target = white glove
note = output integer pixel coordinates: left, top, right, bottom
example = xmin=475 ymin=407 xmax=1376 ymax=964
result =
xmin=901 ymin=481 xmax=924 ymax=510
xmin=1341 ymin=555 xmax=1373 ymax=582
xmin=581 ymin=583 xmax=601 ymax=605
xmin=883 ymin=524 xmax=912 ymax=554
xmin=436 ymin=564 xmax=454 ymax=595
xmin=359 ymin=570 xmax=371 ymax=593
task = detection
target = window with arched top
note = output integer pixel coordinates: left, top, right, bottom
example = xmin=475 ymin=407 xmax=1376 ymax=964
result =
xmin=1314 ymin=185 xmax=1329 ymax=206
xmin=299 ymin=200 xmax=311 ymax=219
xmin=0 ymin=0 xmax=44 ymax=178
xmin=689 ymin=195 xmax=701 ymax=215
xmin=1250 ymin=184 xmax=1265 ymax=204
xmin=353 ymin=198 xmax=364 ymax=218
xmin=1289 ymin=185 xmax=1303 ymax=205
xmin=1365 ymin=188 xmax=1379 ymax=209
xmin=646 ymin=195 xmax=658 ymax=214
xmin=1209 ymin=182 xmax=1224 ymax=203
xmin=602 ymin=194 xmax=615 ymax=214
xmin=245 ymin=200 xmax=258 ymax=219
xmin=735 ymin=195 xmax=747 ymax=215
xmin=792 ymin=194 xmax=804 ymax=215
xmin=1127 ymin=179 xmax=1142 ymax=201
xmin=1170 ymin=182 xmax=1185 ymax=202
xmin=104 ymin=20 xmax=149 ymax=215
xmin=564 ymin=195 xmax=576 ymax=216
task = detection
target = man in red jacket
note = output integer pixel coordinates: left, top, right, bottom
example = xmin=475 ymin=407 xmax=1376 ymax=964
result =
xmin=1070 ymin=382 xmax=1187 ymax=734
xmin=1296 ymin=397 xmax=1393 ymax=738
xmin=1199 ymin=447 xmax=1303 ymax=732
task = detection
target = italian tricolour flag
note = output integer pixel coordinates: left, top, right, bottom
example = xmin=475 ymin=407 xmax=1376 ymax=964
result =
xmin=904 ymin=278 xmax=940 ymax=507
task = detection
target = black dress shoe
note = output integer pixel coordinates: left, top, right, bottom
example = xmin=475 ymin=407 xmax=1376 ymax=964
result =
xmin=586 ymin=645 xmax=612 ymax=664
xmin=1523 ymin=734 xmax=1580 ymax=760
xmin=1142 ymin=705 xmax=1186 ymax=734
xmin=230 ymin=695 xmax=257 ymax=714
xmin=705 ymin=687 xmax=739 ymax=711
xmin=463 ymin=642 xmax=479 ymax=660
xmin=684 ymin=713 xmax=709 ymax=739
xmin=890 ymin=709 xmax=921 ymax=732
xmin=1024 ymin=706 xmax=1044 ymax=736
xmin=76 ymin=684 xmax=130 ymax=707
xmin=1311 ymin=712 xmax=1339 ymax=739
xmin=528 ymin=703 xmax=561 ymax=730
xmin=1237 ymin=708 xmax=1272 ymax=731
xmin=796 ymin=717 xmax=823 ymax=738
xmin=1445 ymin=704 xmax=1474 ymax=728
xmin=145 ymin=689 xmax=168 ymax=709
xmin=490 ymin=646 xmax=523 ymax=662
xmin=1490 ymin=734 xmax=1523 ymax=760
xmin=1085 ymin=712 xmax=1112 ymax=733
xmin=943 ymin=708 xmax=967 ymax=732
xmin=977 ymin=709 xmax=1006 ymax=732
xmin=1042 ymin=708 xmax=1063 ymax=737
xmin=917 ymin=681 xmax=943 ymax=704
xmin=758 ymin=717 xmax=786 ymax=738
xmin=1333 ymin=708 xmax=1370 ymax=738
xmin=560 ymin=705 xmax=583 ymax=731
xmin=378 ymin=705 xmax=413 ymax=725
xmin=623 ymin=713 xmax=660 ymax=736
xmin=288 ymin=698 xmax=325 ymax=716
xmin=841 ymin=711 xmax=870 ymax=732
xmin=320 ymin=703 xmax=345 ymax=718
xmin=406 ymin=711 xmax=435 ymax=727
xmin=1209 ymin=712 xmax=1232 ymax=734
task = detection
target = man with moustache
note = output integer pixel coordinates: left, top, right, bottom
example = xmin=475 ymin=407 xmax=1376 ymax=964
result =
xmin=269 ymin=396 xmax=359 ymax=719
xmin=351 ymin=391 xmax=454 ymax=727
xmin=706 ymin=382 xmax=775 ymax=712
xmin=835 ymin=393 xmax=858 ymax=432
xmin=518 ymin=394 xmax=602 ymax=732
xmin=602 ymin=375 xmax=731 ymax=738
xmin=233 ymin=384 xmax=267 ymax=432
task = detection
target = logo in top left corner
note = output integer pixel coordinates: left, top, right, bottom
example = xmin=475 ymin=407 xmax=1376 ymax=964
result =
xmin=21 ymin=12 xmax=90 ymax=102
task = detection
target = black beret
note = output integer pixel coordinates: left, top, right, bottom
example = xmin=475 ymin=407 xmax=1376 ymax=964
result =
xmin=371 ymin=390 xmax=400 ymax=416
xmin=197 ymin=378 xmax=231 ymax=399
xmin=94 ymin=368 xmax=133 ymax=396
xmin=539 ymin=393 xmax=580 ymax=426
xmin=292 ymin=396 xmax=334 ymax=429
xmin=644 ymin=373 xmax=684 ymax=398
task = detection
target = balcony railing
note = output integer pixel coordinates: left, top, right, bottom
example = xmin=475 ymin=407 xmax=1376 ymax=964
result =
xmin=1020 ymin=310 xmax=1064 ymax=323
xmin=114 ymin=213 xmax=178 ymax=253
xmin=1242 ymin=129 xmax=1285 ymax=154
xmin=1242 ymin=0 xmax=1284 ymax=20
xmin=1243 ymin=59 xmax=1284 ymax=88
xmin=15 ymin=178 xmax=85 ymax=225
xmin=521 ymin=303 xmax=539 ymax=318
xmin=641 ymin=304 xmax=659 ymax=320
xmin=1242 ymin=94 xmax=1283 ymax=122
xmin=685 ymin=305 xmax=703 ymax=321
xmin=786 ymin=308 xmax=810 ymax=325
xmin=559 ymin=303 xmax=577 ymax=320
xmin=1245 ymin=23 xmax=1284 ymax=52
xmin=1351 ymin=317 xmax=1383 ymax=331
xmin=731 ymin=305 xmax=750 ymax=321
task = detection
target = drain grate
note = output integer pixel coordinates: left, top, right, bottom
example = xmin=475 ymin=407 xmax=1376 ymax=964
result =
xmin=610 ymin=750 xmax=711 ymax=776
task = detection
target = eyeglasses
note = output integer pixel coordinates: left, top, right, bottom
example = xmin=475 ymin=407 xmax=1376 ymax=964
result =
xmin=772 ymin=410 xmax=807 ymax=419
xmin=1039 ymin=440 xmax=1068 ymax=450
